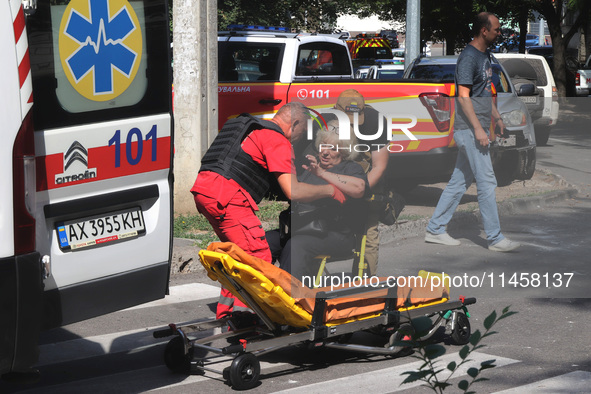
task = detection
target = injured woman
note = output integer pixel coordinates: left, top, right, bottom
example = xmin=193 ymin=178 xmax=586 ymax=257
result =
xmin=267 ymin=120 xmax=369 ymax=283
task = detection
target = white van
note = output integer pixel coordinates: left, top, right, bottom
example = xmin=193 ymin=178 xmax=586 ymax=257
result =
xmin=494 ymin=53 xmax=559 ymax=145
xmin=1 ymin=0 xmax=173 ymax=378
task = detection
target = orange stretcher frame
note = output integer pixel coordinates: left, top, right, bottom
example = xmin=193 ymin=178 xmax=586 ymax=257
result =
xmin=154 ymin=242 xmax=477 ymax=390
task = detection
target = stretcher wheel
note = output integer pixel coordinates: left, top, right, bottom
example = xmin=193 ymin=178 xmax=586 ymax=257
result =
xmin=227 ymin=353 xmax=260 ymax=390
xmin=164 ymin=336 xmax=193 ymax=374
xmin=450 ymin=312 xmax=471 ymax=345
xmin=387 ymin=323 xmax=414 ymax=356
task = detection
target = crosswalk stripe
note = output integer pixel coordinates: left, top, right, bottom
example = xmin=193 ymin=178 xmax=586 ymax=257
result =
xmin=145 ymin=358 xmax=289 ymax=392
xmin=30 ymin=282 xmax=542 ymax=393
xmin=274 ymin=351 xmax=519 ymax=393
xmin=37 ymin=283 xmax=220 ymax=367
xmin=29 ymin=348 xmax=522 ymax=394
xmin=123 ymin=282 xmax=220 ymax=311
xmin=492 ymin=370 xmax=591 ymax=393
xmin=16 ymin=365 xmax=211 ymax=394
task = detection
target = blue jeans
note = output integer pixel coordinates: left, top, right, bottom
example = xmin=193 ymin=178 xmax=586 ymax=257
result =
xmin=426 ymin=129 xmax=504 ymax=245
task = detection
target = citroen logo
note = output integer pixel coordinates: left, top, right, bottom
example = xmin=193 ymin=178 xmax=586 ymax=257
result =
xmin=64 ymin=141 xmax=89 ymax=171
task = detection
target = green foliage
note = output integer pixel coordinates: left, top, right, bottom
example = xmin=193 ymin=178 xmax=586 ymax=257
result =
xmin=217 ymin=0 xmax=341 ymax=33
xmin=401 ymin=306 xmax=517 ymax=393
xmin=173 ymin=214 xmax=220 ymax=247
xmin=173 ymin=199 xmax=287 ymax=247
xmin=257 ymin=200 xmax=289 ymax=223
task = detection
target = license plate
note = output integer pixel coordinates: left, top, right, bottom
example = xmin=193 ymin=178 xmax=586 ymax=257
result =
xmin=520 ymin=96 xmax=538 ymax=104
xmin=57 ymin=208 xmax=145 ymax=251
xmin=497 ymin=135 xmax=517 ymax=147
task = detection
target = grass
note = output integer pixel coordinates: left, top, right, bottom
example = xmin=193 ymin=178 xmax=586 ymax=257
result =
xmin=398 ymin=213 xmax=428 ymax=222
xmin=173 ymin=212 xmax=219 ymax=247
xmin=174 ymin=199 xmax=288 ymax=247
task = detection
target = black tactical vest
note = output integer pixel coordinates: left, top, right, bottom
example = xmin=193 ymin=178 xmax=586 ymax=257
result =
xmin=199 ymin=114 xmax=285 ymax=203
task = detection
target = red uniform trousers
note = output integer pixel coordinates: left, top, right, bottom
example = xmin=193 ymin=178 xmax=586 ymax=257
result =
xmin=194 ymin=191 xmax=271 ymax=319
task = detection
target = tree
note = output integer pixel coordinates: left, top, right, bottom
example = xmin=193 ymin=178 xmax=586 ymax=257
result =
xmin=533 ymin=0 xmax=591 ymax=97
xmin=488 ymin=0 xmax=591 ymax=97
xmin=349 ymin=0 xmax=590 ymax=96
xmin=217 ymin=0 xmax=341 ymax=32
xmin=215 ymin=0 xmax=590 ymax=96
xmin=419 ymin=1 xmax=474 ymax=55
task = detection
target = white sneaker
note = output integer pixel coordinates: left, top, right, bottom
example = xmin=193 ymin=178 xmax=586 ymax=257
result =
xmin=425 ymin=232 xmax=461 ymax=246
xmin=489 ymin=238 xmax=521 ymax=252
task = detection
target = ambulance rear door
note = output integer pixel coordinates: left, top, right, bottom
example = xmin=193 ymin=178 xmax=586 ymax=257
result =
xmin=27 ymin=0 xmax=173 ymax=328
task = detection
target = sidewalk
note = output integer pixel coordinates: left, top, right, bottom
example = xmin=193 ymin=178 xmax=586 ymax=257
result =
xmin=381 ymin=166 xmax=577 ymax=244
xmin=171 ymin=166 xmax=577 ymax=276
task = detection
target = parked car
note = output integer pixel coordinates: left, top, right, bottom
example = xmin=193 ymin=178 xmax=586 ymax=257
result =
xmin=527 ymin=45 xmax=578 ymax=96
xmin=525 ymin=34 xmax=540 ymax=47
xmin=404 ymin=56 xmax=537 ymax=185
xmin=575 ymin=54 xmax=591 ymax=97
xmin=392 ymin=47 xmax=405 ymax=63
xmin=495 ymin=34 xmax=540 ymax=53
xmin=494 ymin=53 xmax=559 ymax=145
xmin=354 ymin=66 xmax=371 ymax=79
xmin=366 ymin=63 xmax=405 ymax=79
xmin=380 ymin=29 xmax=399 ymax=48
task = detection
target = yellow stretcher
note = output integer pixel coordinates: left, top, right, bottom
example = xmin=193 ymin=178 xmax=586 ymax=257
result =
xmin=154 ymin=242 xmax=476 ymax=390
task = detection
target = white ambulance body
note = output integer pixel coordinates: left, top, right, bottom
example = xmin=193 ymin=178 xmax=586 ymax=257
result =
xmin=1 ymin=0 xmax=173 ymax=376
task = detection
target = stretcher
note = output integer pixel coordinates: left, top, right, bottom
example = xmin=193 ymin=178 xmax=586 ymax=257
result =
xmin=154 ymin=242 xmax=476 ymax=390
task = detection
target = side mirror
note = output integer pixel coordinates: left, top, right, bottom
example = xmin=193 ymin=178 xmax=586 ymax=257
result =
xmin=517 ymin=83 xmax=536 ymax=96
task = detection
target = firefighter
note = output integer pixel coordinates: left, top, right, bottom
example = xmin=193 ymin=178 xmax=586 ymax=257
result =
xmin=191 ymin=103 xmax=346 ymax=319
xmin=334 ymin=89 xmax=391 ymax=277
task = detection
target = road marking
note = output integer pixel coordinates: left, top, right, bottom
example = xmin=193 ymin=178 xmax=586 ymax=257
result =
xmin=274 ymin=351 xmax=519 ymax=393
xmin=37 ymin=325 xmax=168 ymax=366
xmin=145 ymin=358 xmax=288 ymax=392
xmin=37 ymin=283 xmax=220 ymax=366
xmin=16 ymin=365 xmax=211 ymax=394
xmin=548 ymin=137 xmax=576 ymax=145
xmin=123 ymin=282 xmax=220 ymax=311
xmin=492 ymin=370 xmax=591 ymax=393
xmin=29 ymin=283 xmax=527 ymax=392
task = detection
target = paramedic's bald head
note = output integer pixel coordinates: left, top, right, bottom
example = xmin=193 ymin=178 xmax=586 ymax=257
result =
xmin=272 ymin=102 xmax=308 ymax=142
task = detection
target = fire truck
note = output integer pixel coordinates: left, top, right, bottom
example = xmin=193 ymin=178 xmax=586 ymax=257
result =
xmin=1 ymin=0 xmax=173 ymax=379
xmin=346 ymin=34 xmax=393 ymax=60
xmin=217 ymin=26 xmax=536 ymax=189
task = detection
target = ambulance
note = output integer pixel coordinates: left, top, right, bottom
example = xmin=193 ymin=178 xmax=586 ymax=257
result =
xmin=1 ymin=0 xmax=173 ymax=378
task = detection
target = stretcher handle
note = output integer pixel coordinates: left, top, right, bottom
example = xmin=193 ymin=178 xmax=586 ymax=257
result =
xmin=153 ymin=328 xmax=174 ymax=338
xmin=153 ymin=323 xmax=177 ymax=338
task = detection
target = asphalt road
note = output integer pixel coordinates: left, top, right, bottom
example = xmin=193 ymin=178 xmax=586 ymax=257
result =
xmin=2 ymin=98 xmax=590 ymax=393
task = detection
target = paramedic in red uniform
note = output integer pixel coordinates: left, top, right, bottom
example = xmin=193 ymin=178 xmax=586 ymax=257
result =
xmin=191 ymin=103 xmax=346 ymax=319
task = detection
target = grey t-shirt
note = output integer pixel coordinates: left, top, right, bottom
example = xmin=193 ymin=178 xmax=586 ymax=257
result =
xmin=454 ymin=45 xmax=494 ymax=131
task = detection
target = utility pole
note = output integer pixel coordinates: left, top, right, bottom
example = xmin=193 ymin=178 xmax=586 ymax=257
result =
xmin=172 ymin=0 xmax=218 ymax=214
xmin=405 ymin=0 xmax=420 ymax=71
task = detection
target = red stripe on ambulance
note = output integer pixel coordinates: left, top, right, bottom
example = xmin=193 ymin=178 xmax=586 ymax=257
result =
xmin=36 ymin=136 xmax=171 ymax=191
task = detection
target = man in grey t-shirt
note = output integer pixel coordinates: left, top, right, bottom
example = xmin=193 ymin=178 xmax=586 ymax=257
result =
xmin=454 ymin=45 xmax=494 ymax=132
xmin=425 ymin=12 xmax=521 ymax=253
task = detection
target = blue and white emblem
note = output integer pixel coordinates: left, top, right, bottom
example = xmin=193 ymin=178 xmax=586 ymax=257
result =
xmin=59 ymin=0 xmax=142 ymax=101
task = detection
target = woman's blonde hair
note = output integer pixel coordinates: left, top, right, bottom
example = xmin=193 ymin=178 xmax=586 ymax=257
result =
xmin=315 ymin=119 xmax=359 ymax=161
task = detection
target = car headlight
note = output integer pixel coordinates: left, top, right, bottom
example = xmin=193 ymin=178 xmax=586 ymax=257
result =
xmin=501 ymin=110 xmax=527 ymax=127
